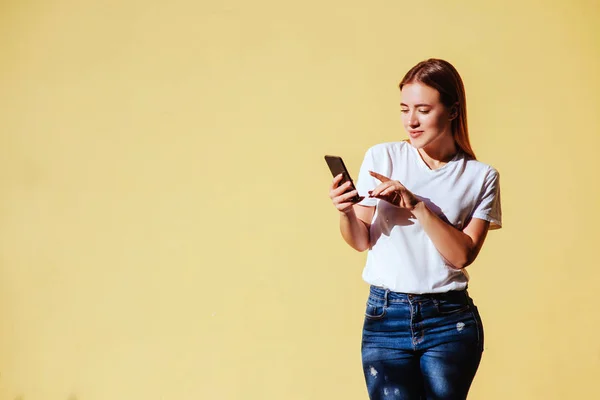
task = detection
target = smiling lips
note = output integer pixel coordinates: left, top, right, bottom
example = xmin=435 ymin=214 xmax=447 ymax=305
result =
xmin=409 ymin=130 xmax=424 ymax=138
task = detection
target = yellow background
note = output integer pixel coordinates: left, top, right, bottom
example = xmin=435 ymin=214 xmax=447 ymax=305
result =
xmin=1 ymin=0 xmax=598 ymax=399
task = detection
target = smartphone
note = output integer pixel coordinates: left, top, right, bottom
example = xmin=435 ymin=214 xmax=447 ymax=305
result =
xmin=324 ymin=155 xmax=364 ymax=203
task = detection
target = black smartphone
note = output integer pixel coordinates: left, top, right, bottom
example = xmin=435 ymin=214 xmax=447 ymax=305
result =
xmin=324 ymin=155 xmax=364 ymax=203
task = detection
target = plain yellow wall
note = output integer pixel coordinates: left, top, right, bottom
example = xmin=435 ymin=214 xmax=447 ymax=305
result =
xmin=0 ymin=0 xmax=599 ymax=399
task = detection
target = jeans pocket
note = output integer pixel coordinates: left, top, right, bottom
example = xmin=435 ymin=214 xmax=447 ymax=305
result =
xmin=364 ymin=302 xmax=387 ymax=320
xmin=434 ymin=299 xmax=470 ymax=315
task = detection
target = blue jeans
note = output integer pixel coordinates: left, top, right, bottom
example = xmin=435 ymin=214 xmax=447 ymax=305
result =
xmin=361 ymin=286 xmax=484 ymax=400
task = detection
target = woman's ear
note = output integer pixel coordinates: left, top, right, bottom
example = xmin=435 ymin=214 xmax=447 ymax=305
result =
xmin=449 ymin=103 xmax=459 ymax=120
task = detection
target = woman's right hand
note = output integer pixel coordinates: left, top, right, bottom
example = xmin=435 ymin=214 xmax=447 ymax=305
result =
xmin=329 ymin=174 xmax=360 ymax=214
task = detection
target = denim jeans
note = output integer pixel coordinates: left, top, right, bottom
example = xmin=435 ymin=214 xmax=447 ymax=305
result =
xmin=361 ymin=286 xmax=484 ymax=400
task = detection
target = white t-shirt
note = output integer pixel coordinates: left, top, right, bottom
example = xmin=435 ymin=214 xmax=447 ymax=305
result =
xmin=355 ymin=141 xmax=502 ymax=294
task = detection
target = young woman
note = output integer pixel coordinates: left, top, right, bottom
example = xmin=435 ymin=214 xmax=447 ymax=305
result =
xmin=328 ymin=58 xmax=501 ymax=400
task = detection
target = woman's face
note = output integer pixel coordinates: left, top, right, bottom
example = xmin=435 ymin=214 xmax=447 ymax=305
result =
xmin=400 ymin=82 xmax=454 ymax=149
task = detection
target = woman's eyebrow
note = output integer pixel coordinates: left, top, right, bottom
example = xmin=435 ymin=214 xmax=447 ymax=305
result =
xmin=400 ymin=103 xmax=432 ymax=107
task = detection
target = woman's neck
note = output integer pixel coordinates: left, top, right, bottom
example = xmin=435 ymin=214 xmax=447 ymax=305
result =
xmin=417 ymin=136 xmax=458 ymax=170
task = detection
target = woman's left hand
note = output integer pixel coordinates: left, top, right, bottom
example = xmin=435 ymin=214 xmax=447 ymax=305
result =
xmin=368 ymin=171 xmax=422 ymax=210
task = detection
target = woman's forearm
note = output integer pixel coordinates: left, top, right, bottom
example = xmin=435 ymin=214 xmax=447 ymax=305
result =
xmin=411 ymin=202 xmax=474 ymax=269
xmin=339 ymin=208 xmax=370 ymax=252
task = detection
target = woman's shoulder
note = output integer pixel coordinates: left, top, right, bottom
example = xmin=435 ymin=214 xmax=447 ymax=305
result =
xmin=463 ymin=156 xmax=500 ymax=179
xmin=365 ymin=140 xmax=410 ymax=156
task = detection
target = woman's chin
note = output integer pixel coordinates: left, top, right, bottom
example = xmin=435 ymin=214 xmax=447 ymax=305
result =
xmin=408 ymin=136 xmax=426 ymax=148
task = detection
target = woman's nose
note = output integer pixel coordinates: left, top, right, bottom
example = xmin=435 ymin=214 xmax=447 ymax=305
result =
xmin=409 ymin=112 xmax=419 ymax=127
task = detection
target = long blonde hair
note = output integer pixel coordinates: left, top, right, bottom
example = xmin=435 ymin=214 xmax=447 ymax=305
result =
xmin=399 ymin=59 xmax=476 ymax=160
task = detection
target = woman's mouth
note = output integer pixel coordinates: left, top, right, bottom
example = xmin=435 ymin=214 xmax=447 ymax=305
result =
xmin=409 ymin=130 xmax=424 ymax=138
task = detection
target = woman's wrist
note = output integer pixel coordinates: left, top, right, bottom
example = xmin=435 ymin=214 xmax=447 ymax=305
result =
xmin=410 ymin=200 xmax=427 ymax=217
xmin=340 ymin=205 xmax=356 ymax=217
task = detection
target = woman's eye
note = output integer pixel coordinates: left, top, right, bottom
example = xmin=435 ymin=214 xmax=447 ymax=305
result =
xmin=418 ymin=109 xmax=430 ymax=114
xmin=401 ymin=109 xmax=409 ymax=113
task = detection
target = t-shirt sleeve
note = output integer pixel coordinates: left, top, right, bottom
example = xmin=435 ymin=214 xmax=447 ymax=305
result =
xmin=472 ymin=167 xmax=502 ymax=229
xmin=355 ymin=145 xmax=391 ymax=207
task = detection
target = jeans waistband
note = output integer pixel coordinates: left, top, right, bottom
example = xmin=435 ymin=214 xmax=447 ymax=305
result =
xmin=369 ymin=285 xmax=470 ymax=304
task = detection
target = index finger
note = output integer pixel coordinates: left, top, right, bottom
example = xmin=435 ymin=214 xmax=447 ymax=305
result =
xmin=369 ymin=170 xmax=390 ymax=182
xmin=330 ymin=173 xmax=344 ymax=189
